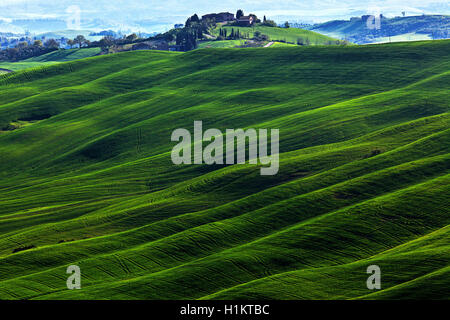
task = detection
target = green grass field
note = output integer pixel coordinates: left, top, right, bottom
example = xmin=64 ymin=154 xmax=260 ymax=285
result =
xmin=0 ymin=40 xmax=449 ymax=300
xmin=198 ymin=40 xmax=246 ymax=48
xmin=198 ymin=40 xmax=299 ymax=48
xmin=270 ymin=41 xmax=299 ymax=47
xmin=0 ymin=47 xmax=101 ymax=72
xmin=213 ymin=25 xmax=338 ymax=44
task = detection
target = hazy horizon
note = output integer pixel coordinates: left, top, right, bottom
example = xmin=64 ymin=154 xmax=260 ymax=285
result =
xmin=1 ymin=0 xmax=449 ymax=33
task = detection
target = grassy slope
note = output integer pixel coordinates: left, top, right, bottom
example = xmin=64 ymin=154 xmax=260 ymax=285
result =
xmin=0 ymin=48 xmax=101 ymax=72
xmin=270 ymin=42 xmax=298 ymax=47
xmin=312 ymin=14 xmax=449 ymax=43
xmin=199 ymin=40 xmax=299 ymax=48
xmin=213 ymin=25 xmax=337 ymax=44
xmin=198 ymin=40 xmax=246 ymax=48
xmin=0 ymin=40 xmax=449 ymax=300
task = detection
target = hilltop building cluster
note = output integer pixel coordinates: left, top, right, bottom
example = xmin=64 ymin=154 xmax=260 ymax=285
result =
xmin=201 ymin=11 xmax=255 ymax=26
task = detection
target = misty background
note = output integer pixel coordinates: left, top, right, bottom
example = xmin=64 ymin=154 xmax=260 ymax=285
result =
xmin=0 ymin=0 xmax=449 ymax=33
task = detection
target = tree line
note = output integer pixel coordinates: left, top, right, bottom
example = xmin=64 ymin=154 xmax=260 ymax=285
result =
xmin=0 ymin=39 xmax=58 ymax=62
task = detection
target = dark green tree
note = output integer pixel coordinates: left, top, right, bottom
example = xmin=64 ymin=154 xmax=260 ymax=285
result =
xmin=98 ymin=36 xmax=114 ymax=51
xmin=74 ymin=35 xmax=86 ymax=48
xmin=191 ymin=14 xmax=200 ymax=23
xmin=176 ymin=30 xmax=198 ymax=51
xmin=126 ymin=33 xmax=138 ymax=42
xmin=185 ymin=17 xmax=192 ymax=28
xmin=44 ymin=38 xmax=59 ymax=49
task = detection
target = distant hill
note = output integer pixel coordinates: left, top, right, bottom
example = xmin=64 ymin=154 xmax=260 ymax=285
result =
xmin=310 ymin=14 xmax=450 ymax=44
xmin=212 ymin=25 xmax=340 ymax=46
xmin=36 ymin=30 xmax=104 ymax=42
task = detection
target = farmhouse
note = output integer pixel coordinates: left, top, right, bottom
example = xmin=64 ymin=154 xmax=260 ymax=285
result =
xmin=237 ymin=16 xmax=254 ymax=26
xmin=202 ymin=12 xmax=235 ymax=22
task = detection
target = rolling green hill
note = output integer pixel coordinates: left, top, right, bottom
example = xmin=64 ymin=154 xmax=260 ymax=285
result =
xmin=0 ymin=40 xmax=449 ymax=300
xmin=0 ymin=47 xmax=101 ymax=72
xmin=213 ymin=25 xmax=338 ymax=44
